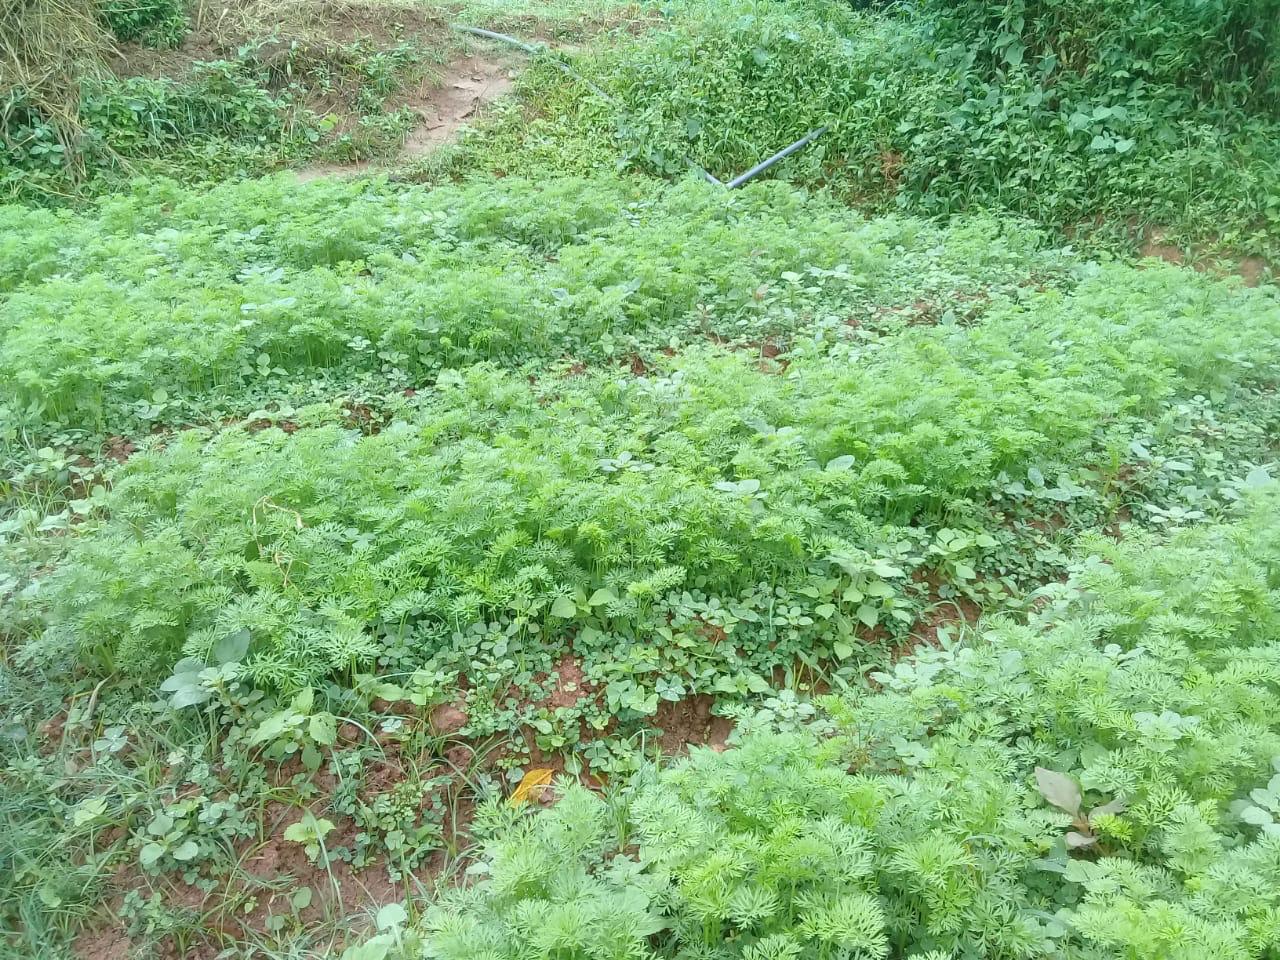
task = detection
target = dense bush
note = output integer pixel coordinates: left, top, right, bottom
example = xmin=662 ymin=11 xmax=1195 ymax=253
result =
xmin=461 ymin=0 xmax=1280 ymax=255
xmin=1 ymin=61 xmax=317 ymax=203
xmin=98 ymin=0 xmax=187 ymax=46
xmin=923 ymin=0 xmax=1280 ymax=112
xmin=411 ymin=487 xmax=1280 ymax=960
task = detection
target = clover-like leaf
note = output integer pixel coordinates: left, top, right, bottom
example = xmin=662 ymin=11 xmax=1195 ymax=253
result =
xmin=250 ymin=709 xmax=296 ymax=746
xmin=375 ymin=902 xmax=408 ymax=932
xmin=147 ymin=813 xmax=174 ymax=836
xmin=1241 ymin=804 xmax=1274 ymax=826
xmin=72 ymin=797 xmax=109 ymax=827
xmin=170 ymin=685 xmax=213 ymax=709
xmin=171 ymin=840 xmax=200 ymax=861
xmin=139 ymin=842 xmax=166 ymax=867
xmin=826 ymin=455 xmax=856 ymax=472
xmin=213 ymin=628 xmax=251 ymax=665
xmin=1089 ymin=796 xmax=1128 ymax=821
xmin=309 ymin=712 xmax=337 ymax=747
xmin=1065 ymin=831 xmax=1097 ymax=849
xmin=587 ymin=588 xmax=618 ymax=607
xmin=284 ymin=813 xmax=335 ymax=844
xmin=1063 ymin=859 xmax=1108 ymax=885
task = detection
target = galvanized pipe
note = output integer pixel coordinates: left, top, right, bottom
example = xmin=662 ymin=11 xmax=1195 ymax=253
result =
xmin=725 ymin=126 xmax=828 ymax=189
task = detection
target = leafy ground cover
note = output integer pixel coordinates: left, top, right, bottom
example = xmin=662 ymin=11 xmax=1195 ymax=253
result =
xmin=18 ymin=265 xmax=1280 ymax=692
xmin=3 ymin=178 xmax=1278 ymax=954
xmin=0 ymin=173 xmax=1067 ymax=449
xmin=438 ymin=0 xmax=1280 ymax=263
xmin=409 ymin=488 xmax=1280 ymax=960
xmin=3 ymin=1 xmax=1280 ymax=959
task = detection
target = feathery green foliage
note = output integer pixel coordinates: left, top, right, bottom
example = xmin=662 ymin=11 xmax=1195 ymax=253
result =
xmin=4 ymin=1 xmax=1280 ymax=953
xmin=408 ymin=488 xmax=1280 ymax=960
xmin=0 ymin=173 xmax=1068 ymax=442
xmin=19 ymin=249 xmax=1280 ymax=735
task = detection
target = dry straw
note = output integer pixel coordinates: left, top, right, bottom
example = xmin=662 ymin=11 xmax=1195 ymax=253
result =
xmin=1 ymin=0 xmax=112 ymax=178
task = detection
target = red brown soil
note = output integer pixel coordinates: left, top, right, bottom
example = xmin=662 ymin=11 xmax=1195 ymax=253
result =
xmin=540 ymin=654 xmax=593 ymax=710
xmin=295 ymin=56 xmax=515 ymax=181
xmin=654 ymin=695 xmax=733 ymax=756
xmin=73 ymin=927 xmax=133 ymax=960
xmin=109 ymin=0 xmax=452 ymax=79
xmin=907 ymin=595 xmax=981 ymax=652
xmin=429 ymin=700 xmax=469 ymax=736
xmin=102 ymin=437 xmax=136 ymax=464
xmin=246 ymin=418 xmax=299 ymax=434
xmin=1138 ymin=227 xmax=1271 ymax=287
xmin=74 ymin=752 xmax=468 ymax=960
xmin=341 ymin=402 xmax=380 ymax=432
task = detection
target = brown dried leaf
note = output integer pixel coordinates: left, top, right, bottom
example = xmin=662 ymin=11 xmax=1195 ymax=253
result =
xmin=508 ymin=768 xmax=555 ymax=807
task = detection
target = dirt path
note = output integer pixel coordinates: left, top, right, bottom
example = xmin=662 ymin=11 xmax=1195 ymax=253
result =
xmin=404 ymin=57 xmax=514 ymax=155
xmin=296 ymin=56 xmax=514 ymax=181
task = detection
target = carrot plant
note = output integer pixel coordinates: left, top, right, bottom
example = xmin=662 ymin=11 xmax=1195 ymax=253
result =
xmin=0 ymin=174 xmax=1068 ymax=446
xmin=392 ymin=487 xmax=1280 ymax=960
xmin=16 ymin=257 xmax=1280 ymax=755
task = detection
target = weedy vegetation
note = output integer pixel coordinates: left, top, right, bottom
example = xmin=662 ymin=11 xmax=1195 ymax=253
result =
xmin=2 ymin=0 xmax=1279 ymax=958
xmin=444 ymin=0 xmax=1280 ymax=261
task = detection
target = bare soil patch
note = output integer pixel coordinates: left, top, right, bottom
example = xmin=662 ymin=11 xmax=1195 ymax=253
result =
xmin=295 ymin=55 xmax=514 ymax=180
xmin=402 ymin=58 xmax=514 ymax=156
xmin=109 ymin=0 xmax=450 ymax=76
xmin=73 ymin=927 xmax=134 ymax=960
xmin=1138 ymin=226 xmax=1271 ymax=287
xmin=654 ymin=695 xmax=733 ymax=755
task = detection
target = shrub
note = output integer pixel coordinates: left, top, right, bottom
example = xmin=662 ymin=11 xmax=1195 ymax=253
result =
xmin=459 ymin=0 xmax=1280 ymax=255
xmin=921 ymin=0 xmax=1280 ymax=113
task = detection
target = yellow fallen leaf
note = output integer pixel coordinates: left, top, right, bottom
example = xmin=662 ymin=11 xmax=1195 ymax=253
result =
xmin=508 ymin=768 xmax=555 ymax=807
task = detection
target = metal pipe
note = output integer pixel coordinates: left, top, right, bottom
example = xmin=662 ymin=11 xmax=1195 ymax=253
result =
xmin=451 ymin=24 xmax=541 ymax=55
xmin=725 ymin=126 xmax=828 ymax=189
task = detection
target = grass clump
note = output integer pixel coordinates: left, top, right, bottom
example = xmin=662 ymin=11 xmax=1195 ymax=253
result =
xmin=2 ymin=3 xmax=450 ymax=203
xmin=0 ymin=0 xmax=112 ymax=196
